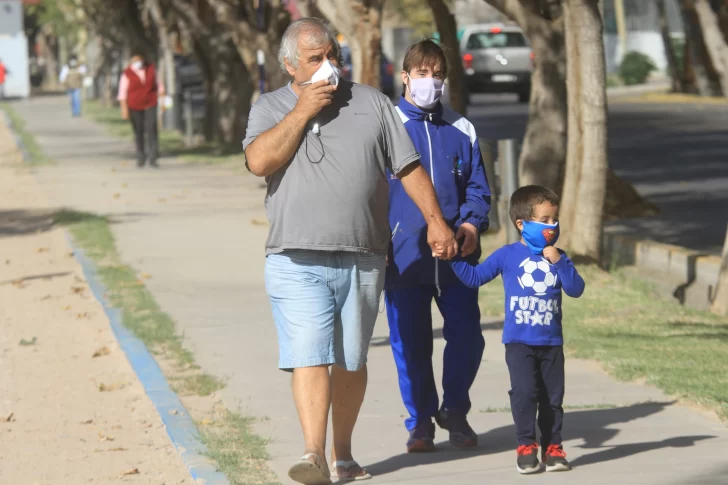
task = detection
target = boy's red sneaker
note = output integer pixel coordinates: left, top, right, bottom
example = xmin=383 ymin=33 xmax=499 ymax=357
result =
xmin=516 ymin=443 xmax=540 ymax=474
xmin=542 ymin=444 xmax=571 ymax=472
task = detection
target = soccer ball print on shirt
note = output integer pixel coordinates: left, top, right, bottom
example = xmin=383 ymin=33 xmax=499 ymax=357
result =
xmin=511 ymin=256 xmax=560 ymax=327
xmin=517 ymin=257 xmax=557 ymax=296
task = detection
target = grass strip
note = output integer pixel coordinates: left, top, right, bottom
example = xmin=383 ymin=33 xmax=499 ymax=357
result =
xmin=54 ymin=209 xmax=283 ymax=481
xmin=199 ymin=407 xmax=281 ymax=485
xmin=83 ymin=100 xmax=244 ymax=165
xmin=477 ymin=236 xmax=728 ymax=421
xmin=0 ymin=102 xmax=53 ymax=165
xmin=54 ymin=209 xmax=223 ymax=390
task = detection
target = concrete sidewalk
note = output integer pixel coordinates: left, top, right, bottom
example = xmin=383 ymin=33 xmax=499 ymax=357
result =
xmin=10 ymin=95 xmax=728 ymax=485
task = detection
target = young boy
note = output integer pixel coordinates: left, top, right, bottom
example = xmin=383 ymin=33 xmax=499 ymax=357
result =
xmin=450 ymin=185 xmax=585 ymax=474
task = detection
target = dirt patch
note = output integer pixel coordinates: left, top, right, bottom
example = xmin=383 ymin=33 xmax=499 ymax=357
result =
xmin=0 ymin=119 xmax=193 ymax=484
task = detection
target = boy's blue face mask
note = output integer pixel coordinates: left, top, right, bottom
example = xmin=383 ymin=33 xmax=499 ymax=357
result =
xmin=521 ymin=221 xmax=559 ymax=255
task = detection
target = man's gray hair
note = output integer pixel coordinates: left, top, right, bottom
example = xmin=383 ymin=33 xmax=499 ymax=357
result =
xmin=278 ymin=17 xmax=340 ymax=71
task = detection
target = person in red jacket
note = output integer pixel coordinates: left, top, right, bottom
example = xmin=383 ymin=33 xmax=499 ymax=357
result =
xmin=118 ymin=52 xmax=165 ymax=168
xmin=0 ymin=59 xmax=7 ymax=99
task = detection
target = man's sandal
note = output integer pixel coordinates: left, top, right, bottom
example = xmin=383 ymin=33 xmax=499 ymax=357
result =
xmin=288 ymin=453 xmax=332 ymax=485
xmin=330 ymin=460 xmax=372 ymax=481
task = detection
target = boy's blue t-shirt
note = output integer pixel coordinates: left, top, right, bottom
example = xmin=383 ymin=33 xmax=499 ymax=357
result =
xmin=450 ymin=242 xmax=585 ymax=346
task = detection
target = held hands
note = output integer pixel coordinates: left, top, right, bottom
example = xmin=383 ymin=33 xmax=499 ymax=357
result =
xmin=427 ymin=219 xmax=458 ymax=260
xmin=293 ymin=80 xmax=337 ymax=121
xmin=543 ymin=246 xmax=562 ymax=264
xmin=455 ymin=222 xmax=479 ymax=257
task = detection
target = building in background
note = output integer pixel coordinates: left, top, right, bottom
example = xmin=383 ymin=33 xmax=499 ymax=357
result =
xmin=0 ymin=0 xmax=32 ymax=97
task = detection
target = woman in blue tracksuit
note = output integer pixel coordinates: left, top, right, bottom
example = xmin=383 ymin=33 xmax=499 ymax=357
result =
xmin=386 ymin=39 xmax=491 ymax=452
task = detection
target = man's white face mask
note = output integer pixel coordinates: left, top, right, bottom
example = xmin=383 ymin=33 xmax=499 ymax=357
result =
xmin=302 ymin=59 xmax=340 ymax=87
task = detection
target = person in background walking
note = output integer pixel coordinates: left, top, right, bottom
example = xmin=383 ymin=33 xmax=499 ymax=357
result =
xmin=385 ymin=39 xmax=491 ymax=453
xmin=0 ymin=59 xmax=8 ymax=99
xmin=59 ymin=56 xmax=86 ymax=117
xmin=117 ymin=51 xmax=165 ymax=168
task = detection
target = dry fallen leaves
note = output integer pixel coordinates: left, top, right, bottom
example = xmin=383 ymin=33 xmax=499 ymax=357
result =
xmin=40 ymin=294 xmax=52 ymax=301
xmin=35 ymin=247 xmax=49 ymax=253
xmin=98 ymin=382 xmax=126 ymax=392
xmin=113 ymin=193 xmax=121 ymax=199
xmin=62 ymin=305 xmax=72 ymax=311
xmin=98 ymin=432 xmax=115 ymax=442
xmin=94 ymin=447 xmax=128 ymax=453
xmin=80 ymin=419 xmax=93 ymax=425
xmin=76 ymin=312 xmax=89 ymax=319
xmin=120 ymin=468 xmax=140 ymax=477
xmin=19 ymin=337 xmax=37 ymax=346
xmin=250 ymin=219 xmax=268 ymax=226
xmin=139 ymin=272 xmax=152 ymax=280
xmin=71 ymin=285 xmax=86 ymax=295
xmin=11 ymin=279 xmax=26 ymax=289
xmin=2 ymin=412 xmax=14 ymax=423
xmin=92 ymin=346 xmax=111 ymax=358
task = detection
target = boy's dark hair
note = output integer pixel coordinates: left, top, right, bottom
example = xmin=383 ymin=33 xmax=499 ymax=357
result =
xmin=402 ymin=39 xmax=448 ymax=79
xmin=509 ymin=185 xmax=560 ymax=230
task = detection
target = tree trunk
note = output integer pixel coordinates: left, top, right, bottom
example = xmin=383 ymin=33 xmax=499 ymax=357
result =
xmin=518 ymin=15 xmax=567 ymax=191
xmin=147 ymin=0 xmax=177 ymax=102
xmin=712 ymin=224 xmax=728 ymax=315
xmin=427 ymin=0 xmax=467 ymax=116
xmin=559 ymin=0 xmax=583 ymax=238
xmin=560 ymin=0 xmax=608 ymax=262
xmin=206 ymin=0 xmax=290 ymax=101
xmin=483 ymin=0 xmax=567 ymax=191
xmin=192 ymin=35 xmax=251 ymax=148
xmin=316 ymin=0 xmax=383 ymax=88
xmin=484 ymin=0 xmax=654 ymax=223
xmin=693 ymin=0 xmax=728 ymax=96
xmin=680 ymin=0 xmax=722 ymax=96
xmin=210 ymin=42 xmax=251 ymax=149
xmin=657 ymin=0 xmax=684 ymax=93
xmin=39 ymin=27 xmax=60 ymax=90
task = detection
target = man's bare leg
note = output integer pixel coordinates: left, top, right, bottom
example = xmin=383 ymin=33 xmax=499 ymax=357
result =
xmin=292 ymin=365 xmax=331 ymax=468
xmin=330 ymin=365 xmax=368 ymax=478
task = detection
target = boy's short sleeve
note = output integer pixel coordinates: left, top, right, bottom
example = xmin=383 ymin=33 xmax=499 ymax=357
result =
xmin=379 ymin=98 xmax=420 ymax=174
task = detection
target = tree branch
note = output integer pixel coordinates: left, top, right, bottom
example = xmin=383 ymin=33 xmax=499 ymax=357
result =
xmin=165 ymin=0 xmax=212 ymax=37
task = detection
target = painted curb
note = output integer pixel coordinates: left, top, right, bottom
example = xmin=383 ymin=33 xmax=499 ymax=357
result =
xmin=66 ymin=234 xmax=230 ymax=485
xmin=1 ymin=109 xmax=32 ymax=163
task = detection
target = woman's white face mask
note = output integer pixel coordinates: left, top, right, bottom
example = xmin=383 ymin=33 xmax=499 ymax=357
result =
xmin=302 ymin=59 xmax=340 ymax=87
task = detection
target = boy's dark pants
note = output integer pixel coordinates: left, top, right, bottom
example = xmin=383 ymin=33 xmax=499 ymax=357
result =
xmin=129 ymin=106 xmax=158 ymax=166
xmin=505 ymin=343 xmax=565 ymax=448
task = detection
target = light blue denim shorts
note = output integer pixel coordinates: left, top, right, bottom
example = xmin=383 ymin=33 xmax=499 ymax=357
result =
xmin=265 ymin=250 xmax=386 ymax=372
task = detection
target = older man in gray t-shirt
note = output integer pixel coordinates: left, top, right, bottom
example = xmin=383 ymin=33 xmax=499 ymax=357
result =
xmin=243 ymin=18 xmax=457 ymax=485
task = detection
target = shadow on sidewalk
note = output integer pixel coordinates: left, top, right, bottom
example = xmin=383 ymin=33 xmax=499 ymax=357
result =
xmin=369 ymin=320 xmax=504 ymax=348
xmin=366 ymin=401 xmax=717 ymax=476
xmin=0 ymin=208 xmax=155 ymax=239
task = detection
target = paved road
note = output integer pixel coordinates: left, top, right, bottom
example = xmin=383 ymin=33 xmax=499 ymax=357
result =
xmin=466 ymin=94 xmax=728 ymax=254
xmin=8 ymin=95 xmax=728 ymax=485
